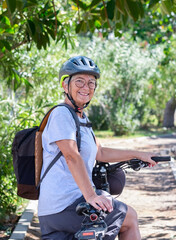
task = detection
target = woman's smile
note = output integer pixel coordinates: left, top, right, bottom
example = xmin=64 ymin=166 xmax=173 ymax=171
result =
xmin=78 ymin=91 xmax=89 ymax=96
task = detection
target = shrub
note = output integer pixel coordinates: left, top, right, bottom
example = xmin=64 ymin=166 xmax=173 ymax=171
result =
xmin=88 ymin=105 xmax=109 ymax=130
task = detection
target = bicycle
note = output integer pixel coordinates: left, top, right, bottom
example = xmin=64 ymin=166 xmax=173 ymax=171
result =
xmin=75 ymin=156 xmax=171 ymax=240
xmin=75 ymin=202 xmax=107 ymax=240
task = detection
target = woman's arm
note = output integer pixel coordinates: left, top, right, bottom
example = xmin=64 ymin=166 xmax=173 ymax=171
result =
xmin=56 ymin=139 xmax=113 ymax=212
xmin=95 ymin=137 xmax=156 ymax=166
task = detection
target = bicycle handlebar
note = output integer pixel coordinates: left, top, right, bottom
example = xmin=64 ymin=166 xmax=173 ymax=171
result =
xmin=151 ymin=156 xmax=171 ymax=162
xmin=96 ymin=156 xmax=171 ymax=172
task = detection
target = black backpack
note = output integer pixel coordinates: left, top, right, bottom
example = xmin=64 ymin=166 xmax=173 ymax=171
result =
xmin=12 ymin=103 xmax=83 ymax=200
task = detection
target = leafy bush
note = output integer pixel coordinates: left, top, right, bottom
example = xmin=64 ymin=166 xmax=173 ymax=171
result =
xmin=88 ymin=105 xmax=109 ymax=130
xmin=0 ymin=97 xmax=60 ymax=221
xmin=81 ymin=37 xmax=164 ymax=134
xmin=0 ymin=43 xmax=67 ymax=221
xmin=109 ymin=104 xmax=140 ymax=135
xmin=0 ymin=100 xmax=19 ymax=221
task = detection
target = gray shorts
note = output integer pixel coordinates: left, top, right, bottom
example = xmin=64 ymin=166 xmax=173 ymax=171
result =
xmin=39 ymin=190 xmax=127 ymax=240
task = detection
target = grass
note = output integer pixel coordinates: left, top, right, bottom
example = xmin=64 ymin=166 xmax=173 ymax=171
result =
xmin=94 ymin=127 xmax=176 ymax=139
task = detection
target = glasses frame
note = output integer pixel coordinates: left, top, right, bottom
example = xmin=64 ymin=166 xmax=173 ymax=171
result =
xmin=73 ymin=78 xmax=97 ymax=89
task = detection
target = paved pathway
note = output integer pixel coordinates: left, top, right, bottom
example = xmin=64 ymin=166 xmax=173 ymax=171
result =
xmin=118 ymin=164 xmax=176 ymax=239
xmin=15 ymin=134 xmax=176 ymax=239
xmin=102 ymin=134 xmax=176 ymax=240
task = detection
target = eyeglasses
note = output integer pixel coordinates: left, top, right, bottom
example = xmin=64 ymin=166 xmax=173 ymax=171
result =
xmin=74 ymin=79 xmax=97 ymax=89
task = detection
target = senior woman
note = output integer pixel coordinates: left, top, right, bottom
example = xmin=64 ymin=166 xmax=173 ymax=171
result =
xmin=38 ymin=56 xmax=156 ymax=240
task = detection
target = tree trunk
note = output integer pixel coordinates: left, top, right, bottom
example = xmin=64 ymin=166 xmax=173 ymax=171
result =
xmin=163 ymin=97 xmax=176 ymax=127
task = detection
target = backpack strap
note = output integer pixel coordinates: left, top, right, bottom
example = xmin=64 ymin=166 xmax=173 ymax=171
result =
xmin=39 ymin=105 xmax=61 ymax=132
xmin=37 ymin=103 xmax=81 ymax=188
xmin=37 ymin=151 xmax=63 ymax=189
xmin=39 ymin=103 xmax=81 ymax=150
xmin=80 ymin=112 xmax=96 ymax=143
xmin=80 ymin=122 xmax=92 ymax=128
xmin=59 ymin=103 xmax=81 ymax=151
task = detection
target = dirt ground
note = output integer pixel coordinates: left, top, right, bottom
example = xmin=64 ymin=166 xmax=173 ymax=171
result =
xmin=24 ymin=134 xmax=176 ymax=239
xmin=118 ymin=164 xmax=176 ymax=239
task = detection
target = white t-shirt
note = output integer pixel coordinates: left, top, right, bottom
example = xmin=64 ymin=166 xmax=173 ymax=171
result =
xmin=38 ymin=106 xmax=97 ymax=216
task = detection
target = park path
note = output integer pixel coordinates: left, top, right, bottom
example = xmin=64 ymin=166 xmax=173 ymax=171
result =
xmin=118 ymin=163 xmax=176 ymax=239
xmin=25 ymin=134 xmax=176 ymax=240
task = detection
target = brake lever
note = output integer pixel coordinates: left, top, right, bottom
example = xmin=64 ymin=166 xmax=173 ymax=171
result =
xmin=128 ymin=159 xmax=148 ymax=171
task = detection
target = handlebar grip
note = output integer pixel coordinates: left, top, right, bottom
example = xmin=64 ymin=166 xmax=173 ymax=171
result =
xmin=151 ymin=156 xmax=171 ymax=162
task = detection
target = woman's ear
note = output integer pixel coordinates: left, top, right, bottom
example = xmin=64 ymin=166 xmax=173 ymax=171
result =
xmin=62 ymin=81 xmax=68 ymax=93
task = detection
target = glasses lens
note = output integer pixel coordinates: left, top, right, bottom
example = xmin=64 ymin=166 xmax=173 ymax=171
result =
xmin=74 ymin=79 xmax=96 ymax=89
xmin=88 ymin=81 xmax=96 ymax=89
xmin=75 ymin=79 xmax=85 ymax=88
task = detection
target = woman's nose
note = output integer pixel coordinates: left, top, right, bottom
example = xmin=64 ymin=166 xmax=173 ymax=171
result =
xmin=82 ymin=82 xmax=89 ymax=89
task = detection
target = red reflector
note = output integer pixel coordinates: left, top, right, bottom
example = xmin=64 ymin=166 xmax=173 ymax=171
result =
xmin=82 ymin=232 xmax=94 ymax=236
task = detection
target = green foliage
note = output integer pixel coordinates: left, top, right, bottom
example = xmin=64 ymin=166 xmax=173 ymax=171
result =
xmin=0 ymin=41 xmax=69 ymax=220
xmin=0 ymin=0 xmax=70 ymax=51
xmin=0 ymin=0 xmax=175 ymax=93
xmin=109 ymin=104 xmax=140 ymax=135
xmin=143 ymin=36 xmax=176 ymax=126
xmin=0 ymin=99 xmax=20 ymax=220
xmin=0 ymin=90 xmax=59 ymax=221
xmin=0 ymin=0 xmax=76 ymax=90
xmin=88 ymin=105 xmax=109 ymax=130
xmin=77 ymin=37 xmax=163 ymax=134
xmin=129 ymin=8 xmax=176 ymax=45
xmin=72 ymin=0 xmax=176 ymax=36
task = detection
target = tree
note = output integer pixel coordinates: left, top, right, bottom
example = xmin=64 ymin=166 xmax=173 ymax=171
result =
xmin=163 ymin=97 xmax=176 ymax=127
xmin=128 ymin=9 xmax=176 ymax=45
xmin=0 ymin=0 xmax=176 ymax=90
xmin=161 ymin=40 xmax=176 ymax=127
xmin=126 ymin=7 xmax=176 ymax=128
xmin=143 ymin=35 xmax=176 ymax=128
xmin=0 ymin=0 xmax=75 ymax=90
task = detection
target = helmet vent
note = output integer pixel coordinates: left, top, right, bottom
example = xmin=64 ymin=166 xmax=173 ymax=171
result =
xmin=89 ymin=61 xmax=93 ymax=67
xmin=73 ymin=60 xmax=79 ymax=66
xmin=59 ymin=56 xmax=100 ymax=81
xmin=80 ymin=58 xmax=86 ymax=65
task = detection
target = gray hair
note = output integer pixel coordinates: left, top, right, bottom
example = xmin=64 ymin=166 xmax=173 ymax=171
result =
xmin=63 ymin=77 xmax=69 ymax=84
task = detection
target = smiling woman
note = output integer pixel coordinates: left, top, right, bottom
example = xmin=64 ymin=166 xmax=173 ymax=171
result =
xmin=63 ymin=74 xmax=96 ymax=117
xmin=59 ymin=56 xmax=100 ymax=114
xmin=38 ymin=55 xmax=156 ymax=240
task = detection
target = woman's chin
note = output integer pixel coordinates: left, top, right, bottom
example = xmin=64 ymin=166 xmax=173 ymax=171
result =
xmin=75 ymin=99 xmax=90 ymax=107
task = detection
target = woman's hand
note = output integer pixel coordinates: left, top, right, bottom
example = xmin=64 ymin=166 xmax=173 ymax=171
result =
xmin=86 ymin=194 xmax=113 ymax=213
xmin=136 ymin=152 xmax=157 ymax=167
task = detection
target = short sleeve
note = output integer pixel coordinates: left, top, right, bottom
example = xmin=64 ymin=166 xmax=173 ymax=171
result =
xmin=43 ymin=106 xmax=77 ymax=145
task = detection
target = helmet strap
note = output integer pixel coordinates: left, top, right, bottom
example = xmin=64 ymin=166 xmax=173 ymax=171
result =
xmin=66 ymin=76 xmax=90 ymax=113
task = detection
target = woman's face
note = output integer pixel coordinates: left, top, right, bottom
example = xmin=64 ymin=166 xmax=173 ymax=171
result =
xmin=64 ymin=74 xmax=96 ymax=107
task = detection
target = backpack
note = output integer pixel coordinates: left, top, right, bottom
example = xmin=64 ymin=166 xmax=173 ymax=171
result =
xmin=12 ymin=103 xmax=82 ymax=200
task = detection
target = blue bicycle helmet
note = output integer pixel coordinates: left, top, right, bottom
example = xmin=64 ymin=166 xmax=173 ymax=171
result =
xmin=59 ymin=56 xmax=100 ymax=112
xmin=59 ymin=56 xmax=100 ymax=87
